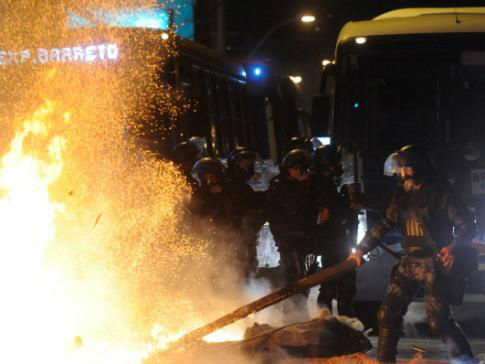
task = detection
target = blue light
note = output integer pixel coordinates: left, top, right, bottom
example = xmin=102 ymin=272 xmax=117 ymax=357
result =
xmin=353 ymin=102 xmax=360 ymax=109
xmin=241 ymin=69 xmax=247 ymax=78
xmin=254 ymin=67 xmax=262 ymax=76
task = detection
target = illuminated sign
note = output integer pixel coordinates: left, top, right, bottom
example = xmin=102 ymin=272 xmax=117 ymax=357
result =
xmin=68 ymin=1 xmax=195 ymax=40
xmin=0 ymin=43 xmax=119 ymax=66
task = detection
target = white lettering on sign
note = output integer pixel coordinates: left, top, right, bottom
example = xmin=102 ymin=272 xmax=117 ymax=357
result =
xmin=471 ymin=169 xmax=485 ymax=195
xmin=73 ymin=47 xmax=84 ymax=62
xmin=38 ymin=49 xmax=49 ymax=64
xmin=97 ymin=44 xmax=106 ymax=60
xmin=0 ymin=43 xmax=119 ymax=66
xmin=107 ymin=44 xmax=118 ymax=60
xmin=50 ymin=48 xmax=61 ymax=63
xmin=20 ymin=49 xmax=30 ymax=63
xmin=61 ymin=48 xmax=72 ymax=63
xmin=84 ymin=45 xmax=96 ymax=62
xmin=8 ymin=51 xmax=18 ymax=64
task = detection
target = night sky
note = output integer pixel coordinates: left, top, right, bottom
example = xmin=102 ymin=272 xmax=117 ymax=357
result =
xmin=223 ymin=0 xmax=485 ymax=98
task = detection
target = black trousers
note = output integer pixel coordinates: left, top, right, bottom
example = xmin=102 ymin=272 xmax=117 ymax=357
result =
xmin=318 ymin=261 xmax=356 ymax=317
xmin=314 ymin=244 xmax=356 ymax=317
xmin=276 ymin=236 xmax=313 ymax=322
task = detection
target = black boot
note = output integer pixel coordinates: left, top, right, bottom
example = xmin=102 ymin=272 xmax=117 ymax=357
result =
xmin=441 ymin=320 xmax=475 ymax=363
xmin=377 ymin=327 xmax=400 ymax=364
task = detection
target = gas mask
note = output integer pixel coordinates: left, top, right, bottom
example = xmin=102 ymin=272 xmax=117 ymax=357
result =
xmin=400 ymin=167 xmax=421 ymax=192
xmin=333 ymin=163 xmax=344 ymax=178
xmin=239 ymin=159 xmax=257 ymax=181
xmin=202 ymin=173 xmax=223 ymax=194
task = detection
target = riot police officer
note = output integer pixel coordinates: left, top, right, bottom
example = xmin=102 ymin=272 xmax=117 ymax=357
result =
xmin=225 ymin=148 xmax=266 ymax=277
xmin=171 ymin=141 xmax=201 ymax=190
xmin=348 ymin=146 xmax=477 ymax=364
xmin=189 ymin=157 xmax=229 ymax=227
xmin=312 ymin=145 xmax=357 ymax=317
xmin=267 ymin=148 xmax=316 ymax=320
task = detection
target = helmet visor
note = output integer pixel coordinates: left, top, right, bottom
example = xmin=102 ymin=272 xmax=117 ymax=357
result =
xmin=383 ymin=152 xmax=401 ymax=177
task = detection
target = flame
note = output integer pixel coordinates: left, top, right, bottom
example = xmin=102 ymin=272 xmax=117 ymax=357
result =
xmin=0 ymin=101 xmax=150 ymax=364
xmin=0 ymin=3 xmax=250 ymax=363
xmin=203 ymin=327 xmax=245 ymax=343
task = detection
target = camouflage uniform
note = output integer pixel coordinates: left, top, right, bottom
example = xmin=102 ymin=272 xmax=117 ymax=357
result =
xmin=357 ymin=176 xmax=476 ymax=364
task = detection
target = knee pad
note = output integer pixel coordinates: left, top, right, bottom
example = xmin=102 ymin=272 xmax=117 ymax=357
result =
xmin=378 ymin=304 xmax=400 ymax=329
xmin=428 ymin=316 xmax=451 ymax=336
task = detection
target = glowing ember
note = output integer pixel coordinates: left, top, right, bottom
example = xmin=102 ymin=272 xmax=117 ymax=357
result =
xmin=0 ymin=100 xmax=151 ymax=364
xmin=203 ymin=327 xmax=245 ymax=343
xmin=0 ymin=2 xmax=252 ymax=364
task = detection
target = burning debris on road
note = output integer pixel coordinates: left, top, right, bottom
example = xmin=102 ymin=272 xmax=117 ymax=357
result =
xmin=0 ymin=1 xmax=240 ymax=363
xmin=146 ymin=310 xmax=371 ymax=364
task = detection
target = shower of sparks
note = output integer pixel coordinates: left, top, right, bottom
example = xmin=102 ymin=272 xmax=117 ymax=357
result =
xmin=0 ymin=1 xmax=244 ymax=364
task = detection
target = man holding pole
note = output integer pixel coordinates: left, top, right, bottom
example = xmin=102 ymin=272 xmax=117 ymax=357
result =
xmin=347 ymin=145 xmax=478 ymax=364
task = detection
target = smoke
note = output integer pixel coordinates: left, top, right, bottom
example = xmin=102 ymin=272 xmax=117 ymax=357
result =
xmin=0 ymin=1 xmax=268 ymax=363
xmin=0 ymin=3 xmax=344 ymax=364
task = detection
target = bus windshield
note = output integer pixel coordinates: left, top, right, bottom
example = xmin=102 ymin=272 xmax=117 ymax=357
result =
xmin=336 ymin=34 xmax=485 ymax=153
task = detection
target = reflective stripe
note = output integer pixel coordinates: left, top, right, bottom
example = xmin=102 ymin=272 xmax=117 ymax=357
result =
xmin=406 ymin=218 xmax=424 ymax=237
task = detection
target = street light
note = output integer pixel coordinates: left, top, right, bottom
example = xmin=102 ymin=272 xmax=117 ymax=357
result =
xmin=301 ymin=15 xmax=316 ymax=23
xmin=248 ymin=14 xmax=316 ymax=58
xmin=289 ymin=75 xmax=302 ymax=84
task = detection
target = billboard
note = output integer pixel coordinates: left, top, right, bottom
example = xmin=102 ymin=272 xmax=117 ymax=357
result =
xmin=68 ymin=0 xmax=194 ymax=40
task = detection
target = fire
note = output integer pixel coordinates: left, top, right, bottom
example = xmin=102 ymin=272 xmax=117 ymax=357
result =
xmin=0 ymin=101 xmax=150 ymax=364
xmin=203 ymin=327 xmax=245 ymax=343
xmin=0 ymin=3 xmax=251 ymax=364
xmin=0 ymin=101 xmax=71 ymax=362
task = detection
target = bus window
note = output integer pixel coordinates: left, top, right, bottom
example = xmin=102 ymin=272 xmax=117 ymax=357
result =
xmin=216 ymin=76 xmax=234 ymax=154
xmin=177 ymin=57 xmax=194 ymax=140
xmin=239 ymin=84 xmax=250 ymax=148
xmin=203 ymin=70 xmax=220 ymax=155
xmin=227 ymin=80 xmax=243 ymax=148
xmin=188 ymin=65 xmax=209 ymax=139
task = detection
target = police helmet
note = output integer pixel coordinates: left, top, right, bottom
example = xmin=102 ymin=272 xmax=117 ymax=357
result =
xmin=281 ymin=148 xmax=315 ymax=170
xmin=383 ymin=145 xmax=429 ymax=178
xmin=314 ymin=145 xmax=343 ymax=170
xmin=172 ymin=141 xmax=200 ymax=164
xmin=192 ymin=157 xmax=225 ymax=180
xmin=399 ymin=145 xmax=431 ymax=167
xmin=228 ymin=146 xmax=249 ymax=160
xmin=287 ymin=136 xmax=314 ymax=154
xmin=188 ymin=136 xmax=208 ymax=157
xmin=227 ymin=148 xmax=261 ymax=179
xmin=228 ymin=149 xmax=259 ymax=169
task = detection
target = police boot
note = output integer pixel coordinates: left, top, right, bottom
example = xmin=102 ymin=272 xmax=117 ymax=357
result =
xmin=377 ymin=327 xmax=400 ymax=364
xmin=317 ymin=283 xmax=337 ymax=313
xmin=317 ymin=294 xmax=333 ymax=312
xmin=441 ymin=321 xmax=475 ymax=363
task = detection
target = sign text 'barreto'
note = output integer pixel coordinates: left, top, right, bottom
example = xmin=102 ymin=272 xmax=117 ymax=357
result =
xmin=0 ymin=43 xmax=119 ymax=66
